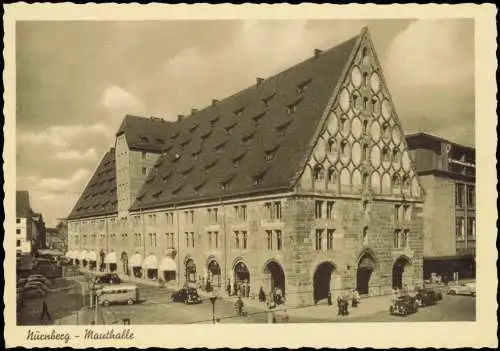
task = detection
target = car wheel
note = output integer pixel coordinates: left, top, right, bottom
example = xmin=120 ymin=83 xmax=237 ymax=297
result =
xmin=448 ymin=290 xmax=456 ymax=295
xmin=102 ymin=300 xmax=110 ymax=307
xmin=471 ymin=292 xmax=476 ymax=297
xmin=127 ymin=299 xmax=134 ymax=305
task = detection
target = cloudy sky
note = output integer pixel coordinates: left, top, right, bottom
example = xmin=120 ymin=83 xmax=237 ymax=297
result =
xmin=16 ymin=19 xmax=475 ymax=226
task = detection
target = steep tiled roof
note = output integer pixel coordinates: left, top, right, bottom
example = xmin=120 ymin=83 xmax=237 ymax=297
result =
xmin=130 ymin=32 xmax=361 ymax=211
xmin=16 ymin=190 xmax=32 ymax=218
xmin=117 ymin=115 xmax=172 ymax=152
xmin=67 ymin=149 xmax=117 ymax=220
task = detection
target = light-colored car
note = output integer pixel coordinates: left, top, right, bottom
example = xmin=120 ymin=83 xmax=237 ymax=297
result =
xmin=22 ymin=285 xmax=47 ymax=298
xmin=17 ymin=278 xmax=28 ymax=288
xmin=447 ymin=282 xmax=476 ymax=296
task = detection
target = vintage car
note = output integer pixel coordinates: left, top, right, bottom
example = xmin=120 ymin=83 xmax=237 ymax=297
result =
xmin=92 ymin=273 xmax=122 ymax=289
xmin=27 ymin=274 xmax=52 ymax=287
xmin=415 ymin=288 xmax=443 ymax=307
xmin=447 ymin=282 xmax=476 ymax=296
xmin=389 ymin=295 xmax=419 ymax=316
xmin=172 ymin=287 xmax=202 ymax=305
xmin=21 ymin=285 xmax=47 ymax=299
xmin=24 ymin=281 xmax=50 ymax=293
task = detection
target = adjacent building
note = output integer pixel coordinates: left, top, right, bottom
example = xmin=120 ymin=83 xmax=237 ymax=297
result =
xmin=16 ymin=191 xmax=46 ymax=254
xmin=67 ymin=27 xmax=425 ymax=306
xmin=406 ymin=133 xmax=475 ymax=281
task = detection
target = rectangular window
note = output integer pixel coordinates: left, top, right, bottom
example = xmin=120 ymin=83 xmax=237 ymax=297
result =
xmin=456 ymin=217 xmax=465 ymax=240
xmin=393 ymin=229 xmax=401 ymax=248
xmin=402 ymin=230 xmax=409 ymax=248
xmin=275 ymin=202 xmax=282 ymax=220
xmin=276 ymin=230 xmax=282 ymax=251
xmin=185 ymin=211 xmax=189 ymax=224
xmin=190 ymin=211 xmax=194 ymax=224
xmin=142 ymin=167 xmax=147 ymax=175
xmin=242 ymin=205 xmax=247 ymax=221
xmin=394 ymin=204 xmax=401 ymax=221
xmin=153 ymin=233 xmax=157 ymax=247
xmin=315 ymin=201 xmax=323 ymax=219
xmin=266 ymin=230 xmax=273 ymax=250
xmin=142 ymin=151 xmax=146 ymax=159
xmin=455 ymin=183 xmax=465 ymax=208
xmin=16 ymin=229 xmax=21 ymax=235
xmin=403 ymin=205 xmax=411 ymax=221
xmin=326 ymin=201 xmax=334 ymax=219
xmin=214 ymin=231 xmax=219 ymax=249
xmin=16 ymin=218 xmax=20 ymax=224
xmin=185 ymin=232 xmax=189 ymax=246
xmin=16 ymin=240 xmax=20 ymax=247
xmin=191 ymin=232 xmax=195 ymax=247
xmin=242 ymin=231 xmax=248 ymax=249
xmin=315 ymin=229 xmax=323 ymax=251
xmin=265 ymin=203 xmax=273 ymax=221
xmin=467 ymin=218 xmax=476 ymax=238
xmin=466 ymin=185 xmax=475 ymax=208
xmin=327 ymin=229 xmax=335 ymax=250
xmin=208 ymin=232 xmax=212 ymax=248
xmin=234 ymin=231 xmax=240 ymax=249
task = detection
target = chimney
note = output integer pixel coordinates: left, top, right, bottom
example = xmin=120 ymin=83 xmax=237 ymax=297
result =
xmin=256 ymin=77 xmax=264 ymax=86
xmin=191 ymin=108 xmax=198 ymax=115
xmin=177 ymin=115 xmax=184 ymax=122
xmin=314 ymin=49 xmax=323 ymax=58
xmin=212 ymin=99 xmax=219 ymax=106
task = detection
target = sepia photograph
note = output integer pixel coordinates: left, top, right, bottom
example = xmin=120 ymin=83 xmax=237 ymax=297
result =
xmin=3 ymin=3 xmax=497 ymax=349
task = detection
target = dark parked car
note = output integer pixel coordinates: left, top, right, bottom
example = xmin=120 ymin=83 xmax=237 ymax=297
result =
xmin=92 ymin=273 xmax=122 ymax=289
xmin=172 ymin=287 xmax=202 ymax=305
xmin=415 ymin=288 xmax=443 ymax=307
xmin=390 ymin=295 xmax=419 ymax=316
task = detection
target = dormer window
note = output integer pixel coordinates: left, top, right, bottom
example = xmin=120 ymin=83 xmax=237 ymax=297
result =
xmin=286 ymin=98 xmax=303 ymax=115
xmin=262 ymin=93 xmax=276 ymax=107
xmin=201 ymin=130 xmax=212 ymax=140
xmin=215 ymin=140 xmax=227 ymax=154
xmin=340 ymin=140 xmax=348 ymax=157
xmin=327 ymin=167 xmax=337 ymax=183
xmin=189 ymin=124 xmax=199 ymax=133
xmin=225 ymin=122 xmax=237 ymax=135
xmin=152 ymin=190 xmax=163 ymax=198
xmin=155 ymin=138 xmax=164 ymax=144
xmin=192 ymin=151 xmax=200 ymax=160
xmin=234 ymin=107 xmax=245 ymax=117
xmin=296 ymin=79 xmax=311 ymax=95
xmin=275 ymin=119 xmax=293 ymax=136
xmin=363 ymin=97 xmax=368 ymax=110
xmin=140 ymin=136 xmax=149 ymax=143
xmin=363 ymin=72 xmax=369 ymax=87
xmin=382 ymin=123 xmax=390 ymax=139
xmin=170 ymin=132 xmax=179 ymax=140
xmin=393 ymin=148 xmax=400 ymax=163
xmin=242 ymin=131 xmax=255 ymax=145
xmin=328 ymin=138 xmax=336 ymax=153
xmin=252 ymin=112 xmax=265 ymax=127
xmin=382 ymin=147 xmax=390 ymax=162
xmin=193 ymin=179 xmax=206 ymax=191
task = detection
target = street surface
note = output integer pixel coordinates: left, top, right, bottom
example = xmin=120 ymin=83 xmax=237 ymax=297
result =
xmin=18 ymin=278 xmax=476 ymax=325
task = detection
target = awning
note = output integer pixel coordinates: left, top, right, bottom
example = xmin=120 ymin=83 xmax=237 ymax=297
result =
xmin=88 ymin=251 xmax=97 ymax=261
xmin=129 ymin=253 xmax=142 ymax=267
xmin=73 ymin=251 xmax=82 ymax=260
xmin=104 ymin=251 xmax=117 ymax=264
xmin=160 ymin=257 xmax=177 ymax=272
xmin=143 ymin=255 xmax=158 ymax=270
xmin=81 ymin=250 xmax=89 ymax=261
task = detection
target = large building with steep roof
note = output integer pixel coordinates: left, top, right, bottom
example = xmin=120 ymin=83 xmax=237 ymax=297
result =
xmin=66 ymin=27 xmax=424 ymax=306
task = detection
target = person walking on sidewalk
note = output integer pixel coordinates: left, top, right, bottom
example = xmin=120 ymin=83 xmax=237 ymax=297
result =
xmin=327 ymin=291 xmax=332 ymax=306
xmin=40 ymin=300 xmax=52 ymax=322
xmin=282 ymin=309 xmax=290 ymax=323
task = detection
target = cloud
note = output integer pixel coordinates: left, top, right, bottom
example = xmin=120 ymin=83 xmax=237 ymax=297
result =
xmin=52 ymin=148 xmax=98 ymax=161
xmin=102 ymin=85 xmax=140 ymax=113
xmin=37 ymin=168 xmax=91 ymax=193
xmin=18 ymin=123 xmax=113 ymax=148
xmin=384 ymin=19 xmax=474 ymax=145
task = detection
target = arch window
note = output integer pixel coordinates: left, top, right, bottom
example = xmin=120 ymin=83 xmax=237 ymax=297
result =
xmin=327 ymin=167 xmax=337 ymax=183
xmin=313 ymin=164 xmax=325 ymax=181
xmin=328 ymin=138 xmax=336 ymax=153
xmin=393 ymin=148 xmax=401 ymax=163
xmin=340 ymin=140 xmax=349 ymax=157
xmin=382 ymin=147 xmax=390 ymax=162
xmin=382 ymin=123 xmax=390 ymax=140
xmin=362 ymin=226 xmax=369 ymax=245
xmin=363 ymin=72 xmax=369 ymax=87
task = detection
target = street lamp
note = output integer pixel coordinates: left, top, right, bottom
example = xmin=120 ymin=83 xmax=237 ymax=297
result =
xmin=209 ymin=291 xmax=218 ymax=324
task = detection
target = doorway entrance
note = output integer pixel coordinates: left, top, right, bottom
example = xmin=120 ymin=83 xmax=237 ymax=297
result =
xmin=356 ymin=252 xmax=376 ymax=295
xmin=313 ymin=262 xmax=335 ymax=304
xmin=264 ymin=260 xmax=286 ymax=297
xmin=392 ymin=256 xmax=411 ymax=290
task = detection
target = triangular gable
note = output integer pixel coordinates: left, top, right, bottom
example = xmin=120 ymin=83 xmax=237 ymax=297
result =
xmin=296 ymin=27 xmax=423 ymax=201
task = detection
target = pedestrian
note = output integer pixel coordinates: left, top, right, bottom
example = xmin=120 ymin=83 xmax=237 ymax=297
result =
xmin=282 ymin=309 xmax=290 ymax=323
xmin=327 ymin=291 xmax=332 ymax=306
xmin=336 ymin=296 xmax=343 ymax=318
xmin=233 ymin=282 xmax=237 ymax=296
xmin=258 ymin=286 xmax=266 ymax=302
xmin=352 ymin=289 xmax=360 ymax=307
xmin=40 ymin=300 xmax=52 ymax=322
xmin=234 ymin=296 xmax=244 ymax=316
xmin=226 ymin=281 xmax=231 ymax=296
xmin=391 ymin=287 xmax=398 ymax=304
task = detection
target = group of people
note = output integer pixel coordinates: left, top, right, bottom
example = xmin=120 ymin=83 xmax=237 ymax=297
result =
xmin=325 ymin=289 xmax=361 ymax=317
xmin=226 ymin=279 xmax=251 ymax=298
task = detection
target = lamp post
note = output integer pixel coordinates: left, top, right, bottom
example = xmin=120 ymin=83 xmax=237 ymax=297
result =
xmin=209 ymin=292 xmax=217 ymax=324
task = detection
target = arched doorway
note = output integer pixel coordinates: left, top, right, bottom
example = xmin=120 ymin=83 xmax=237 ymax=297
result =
xmin=207 ymin=259 xmax=221 ymax=289
xmin=120 ymin=252 xmax=129 ymax=275
xmin=313 ymin=262 xmax=335 ymax=304
xmin=264 ymin=260 xmax=286 ymax=298
xmin=185 ymin=258 xmax=197 ymax=284
xmin=393 ymin=256 xmax=411 ymax=290
xmin=356 ymin=252 xmax=376 ymax=295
